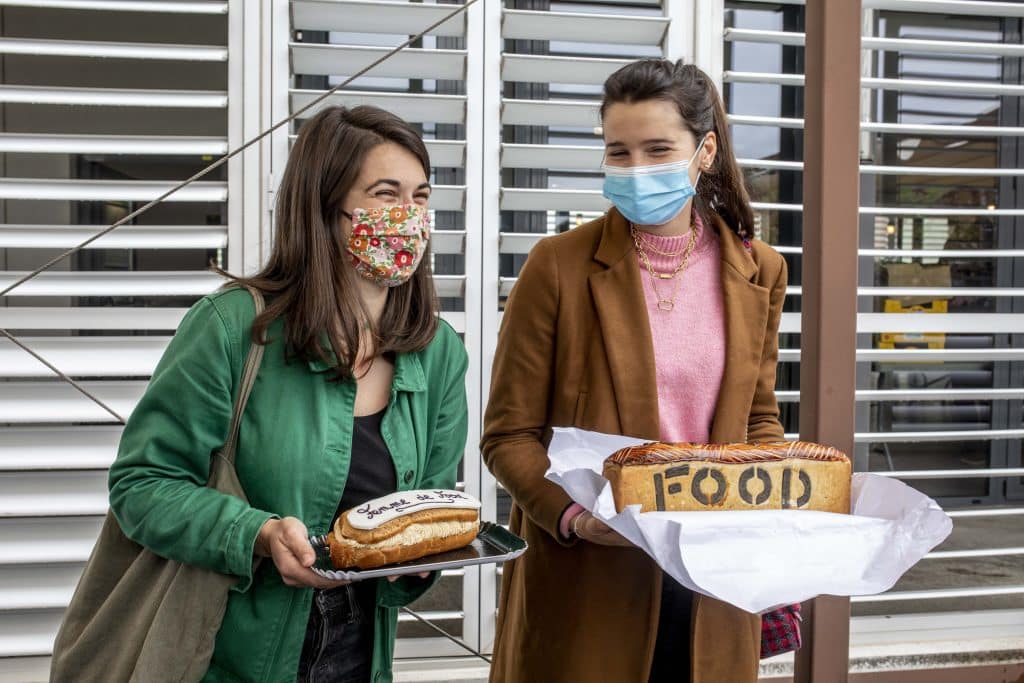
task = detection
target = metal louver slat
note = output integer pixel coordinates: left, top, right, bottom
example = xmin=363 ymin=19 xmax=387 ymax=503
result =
xmin=430 ymin=230 xmax=465 ymax=255
xmin=731 ymin=114 xmax=1024 ymax=137
xmin=501 ymin=54 xmax=632 ymax=86
xmin=500 ymin=188 xmax=607 ymax=212
xmin=733 ymin=0 xmax=1024 ymax=19
xmin=0 ymin=133 xmax=228 ymax=155
xmin=502 ymin=9 xmax=669 ymax=45
xmin=0 ymin=307 xmax=188 ymax=330
xmin=0 ymin=609 xmax=61 ymax=658
xmin=748 ymin=202 xmax=1024 ymax=217
xmin=429 ymin=185 xmax=466 ymax=212
xmin=0 ymin=565 xmax=82 ymax=610
xmin=0 ymin=426 xmax=123 ymax=470
xmin=855 ymin=313 xmax=1024 ymax=334
xmin=856 ymin=389 xmax=1024 ymax=402
xmin=0 ymin=178 xmax=227 ymax=202
xmin=859 ymin=207 xmax=1024 ymax=216
xmin=0 ymin=471 xmax=109 ymax=517
xmin=724 ymin=71 xmax=1024 ymax=96
xmin=292 ymin=0 xmax=466 ymax=37
xmin=286 ymin=137 xmax=467 ymax=167
xmin=501 ymin=99 xmax=599 ymax=128
xmin=0 ymin=337 xmax=169 ymax=378
xmin=291 ymin=44 xmax=466 ymax=80
xmin=433 ymin=275 xmax=465 ymax=298
xmin=502 ymin=143 xmax=601 ymax=170
xmin=0 ymin=1 xmax=227 ymax=11
xmin=290 ymin=90 xmax=466 ymax=125
xmin=0 ymin=381 xmax=145 ymax=423
xmin=0 ymin=37 xmax=227 ymax=61
xmin=0 ymin=271 xmax=224 ymax=297
xmin=860 ymin=165 xmax=1024 ymax=177
xmin=775 ymin=348 xmax=1024 ymax=362
xmin=0 ymin=517 xmax=105 ymax=565
xmin=0 ymin=224 xmax=227 ymax=249
xmin=773 ymin=389 xmax=1024 ymax=403
xmin=425 ymin=140 xmax=465 ymax=168
xmin=724 ymin=28 xmax=1024 ymax=57
xmin=850 ymin=586 xmax=1024 ymax=603
xmin=861 ymin=0 xmax=1024 ymax=18
xmin=0 ymin=85 xmax=228 ymax=108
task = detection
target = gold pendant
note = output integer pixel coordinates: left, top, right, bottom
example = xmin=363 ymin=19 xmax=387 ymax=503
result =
xmin=656 ymin=272 xmax=674 ymax=280
xmin=657 ymin=300 xmax=674 ymax=311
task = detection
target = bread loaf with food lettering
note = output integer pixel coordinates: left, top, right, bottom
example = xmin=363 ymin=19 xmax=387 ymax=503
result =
xmin=602 ymin=441 xmax=851 ymax=514
xmin=327 ymin=489 xmax=481 ymax=570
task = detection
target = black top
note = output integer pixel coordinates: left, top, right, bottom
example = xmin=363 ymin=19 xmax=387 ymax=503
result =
xmin=334 ymin=408 xmax=397 ymax=522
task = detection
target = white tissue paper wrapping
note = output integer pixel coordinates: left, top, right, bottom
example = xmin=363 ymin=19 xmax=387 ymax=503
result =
xmin=544 ymin=427 xmax=952 ymax=614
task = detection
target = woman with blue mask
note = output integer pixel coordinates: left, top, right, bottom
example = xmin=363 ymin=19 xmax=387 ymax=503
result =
xmin=482 ymin=60 xmax=790 ymax=683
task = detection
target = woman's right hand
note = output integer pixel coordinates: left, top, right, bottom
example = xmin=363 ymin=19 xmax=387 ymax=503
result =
xmin=571 ymin=511 xmax=632 ymax=547
xmin=256 ymin=517 xmax=352 ymax=589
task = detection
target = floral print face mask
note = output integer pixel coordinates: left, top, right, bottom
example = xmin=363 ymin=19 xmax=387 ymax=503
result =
xmin=343 ymin=203 xmax=430 ymax=287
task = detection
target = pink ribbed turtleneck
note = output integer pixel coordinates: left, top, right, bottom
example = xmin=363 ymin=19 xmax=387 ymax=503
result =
xmin=635 ymin=212 xmax=725 ymax=443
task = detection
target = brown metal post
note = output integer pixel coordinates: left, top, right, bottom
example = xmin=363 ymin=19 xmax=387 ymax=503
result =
xmin=794 ymin=0 xmax=861 ymax=682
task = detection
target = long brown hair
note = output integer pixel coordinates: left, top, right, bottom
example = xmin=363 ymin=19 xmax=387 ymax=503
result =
xmin=600 ymin=59 xmax=755 ymax=239
xmin=223 ymin=105 xmax=438 ymax=378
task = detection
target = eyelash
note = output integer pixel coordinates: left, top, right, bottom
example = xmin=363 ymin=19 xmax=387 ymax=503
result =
xmin=607 ymin=148 xmax=671 ymax=157
xmin=375 ymin=190 xmax=429 ymax=199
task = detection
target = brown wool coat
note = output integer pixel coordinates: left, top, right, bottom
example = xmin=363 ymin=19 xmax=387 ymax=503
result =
xmin=481 ymin=208 xmax=788 ymax=683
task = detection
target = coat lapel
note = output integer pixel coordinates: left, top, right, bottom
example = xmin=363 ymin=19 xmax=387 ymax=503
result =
xmin=709 ymin=218 xmax=771 ymax=443
xmin=589 ymin=210 xmax=661 ymax=439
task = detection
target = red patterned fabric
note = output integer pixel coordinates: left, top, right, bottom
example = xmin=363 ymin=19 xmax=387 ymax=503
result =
xmin=760 ymin=603 xmax=802 ymax=658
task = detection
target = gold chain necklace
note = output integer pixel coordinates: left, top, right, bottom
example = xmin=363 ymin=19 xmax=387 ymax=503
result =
xmin=631 ymin=224 xmax=700 ymax=312
xmin=635 ymin=231 xmax=688 ymax=257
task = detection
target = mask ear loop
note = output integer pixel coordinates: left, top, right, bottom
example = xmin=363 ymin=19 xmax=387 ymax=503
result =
xmin=691 ymin=134 xmax=708 ymax=188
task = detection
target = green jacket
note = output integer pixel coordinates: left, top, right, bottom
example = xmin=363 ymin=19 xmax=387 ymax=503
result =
xmin=108 ymin=287 xmax=469 ymax=683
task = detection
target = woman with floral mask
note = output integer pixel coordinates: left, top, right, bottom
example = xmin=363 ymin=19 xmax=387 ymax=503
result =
xmin=482 ymin=60 xmax=789 ymax=682
xmin=105 ymin=105 xmax=468 ymax=683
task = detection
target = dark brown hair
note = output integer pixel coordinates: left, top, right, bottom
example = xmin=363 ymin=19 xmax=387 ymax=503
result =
xmin=222 ymin=105 xmax=438 ymax=378
xmin=600 ymin=59 xmax=755 ymax=239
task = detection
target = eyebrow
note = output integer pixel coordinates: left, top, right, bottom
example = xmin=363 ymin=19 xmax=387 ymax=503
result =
xmin=605 ymin=138 xmax=676 ymax=147
xmin=366 ymin=179 xmax=432 ymax=192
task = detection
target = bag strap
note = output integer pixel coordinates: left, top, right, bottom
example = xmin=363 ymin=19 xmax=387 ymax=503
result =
xmin=220 ymin=286 xmax=266 ymax=466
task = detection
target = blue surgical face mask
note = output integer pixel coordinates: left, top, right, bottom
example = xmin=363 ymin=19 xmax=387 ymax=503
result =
xmin=601 ymin=136 xmax=706 ymax=226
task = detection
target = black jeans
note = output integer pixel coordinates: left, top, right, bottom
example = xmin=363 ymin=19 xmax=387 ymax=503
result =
xmin=648 ymin=573 xmax=694 ymax=683
xmin=296 ymin=582 xmax=375 ymax=683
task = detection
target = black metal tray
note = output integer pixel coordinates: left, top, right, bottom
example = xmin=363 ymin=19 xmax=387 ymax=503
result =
xmin=309 ymin=522 xmax=527 ymax=581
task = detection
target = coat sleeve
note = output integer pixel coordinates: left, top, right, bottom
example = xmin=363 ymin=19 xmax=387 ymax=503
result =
xmin=378 ymin=323 xmax=469 ymax=609
xmin=747 ymin=254 xmax=788 ymax=444
xmin=108 ymin=297 xmax=276 ymax=592
xmin=480 ymin=238 xmax=575 ymax=544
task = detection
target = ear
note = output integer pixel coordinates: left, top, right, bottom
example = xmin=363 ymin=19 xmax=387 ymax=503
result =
xmin=701 ymin=131 xmax=718 ymax=171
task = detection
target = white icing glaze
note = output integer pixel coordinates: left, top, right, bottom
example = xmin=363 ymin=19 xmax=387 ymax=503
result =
xmin=347 ymin=489 xmax=481 ymax=530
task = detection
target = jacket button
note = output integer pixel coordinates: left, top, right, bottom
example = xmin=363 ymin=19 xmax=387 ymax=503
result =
xmin=403 ymin=470 xmax=414 ymax=484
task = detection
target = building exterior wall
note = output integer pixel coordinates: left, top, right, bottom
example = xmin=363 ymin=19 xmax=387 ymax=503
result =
xmin=0 ymin=0 xmax=1021 ymax=679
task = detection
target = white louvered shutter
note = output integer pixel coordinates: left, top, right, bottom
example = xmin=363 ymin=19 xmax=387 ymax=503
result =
xmin=723 ymin=0 xmax=1024 ymax=664
xmin=0 ymin=1 xmax=232 ymax=679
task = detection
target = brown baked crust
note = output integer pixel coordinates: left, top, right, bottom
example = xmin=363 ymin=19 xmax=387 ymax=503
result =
xmin=337 ymin=507 xmax=480 ymax=545
xmin=327 ymin=525 xmax=480 ymax=570
xmin=607 ymin=441 xmax=849 ymax=466
xmin=603 ymin=441 xmax=851 ymax=514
